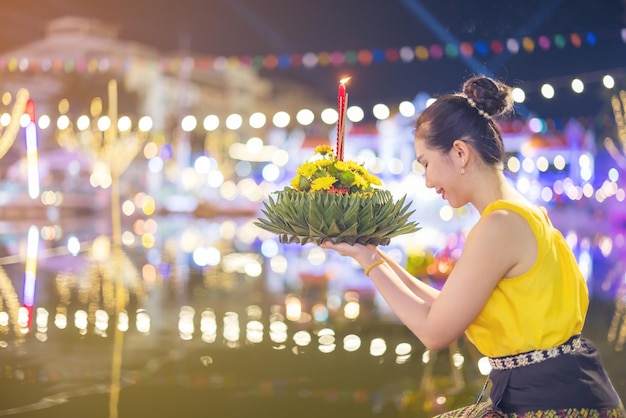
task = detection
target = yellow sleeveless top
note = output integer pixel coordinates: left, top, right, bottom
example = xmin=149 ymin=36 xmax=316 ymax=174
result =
xmin=464 ymin=200 xmax=589 ymax=358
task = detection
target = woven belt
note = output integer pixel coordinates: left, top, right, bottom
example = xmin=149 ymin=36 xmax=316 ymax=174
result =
xmin=488 ymin=335 xmax=582 ymax=370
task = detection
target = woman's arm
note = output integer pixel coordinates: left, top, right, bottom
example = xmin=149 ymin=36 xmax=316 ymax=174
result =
xmin=375 ymin=248 xmax=440 ymax=305
xmin=321 ymin=211 xmax=521 ymax=350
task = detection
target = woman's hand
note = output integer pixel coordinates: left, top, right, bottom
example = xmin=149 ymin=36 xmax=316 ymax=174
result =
xmin=320 ymin=241 xmax=379 ymax=266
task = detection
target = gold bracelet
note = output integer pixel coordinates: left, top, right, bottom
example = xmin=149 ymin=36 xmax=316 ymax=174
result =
xmin=364 ymin=259 xmax=385 ymax=276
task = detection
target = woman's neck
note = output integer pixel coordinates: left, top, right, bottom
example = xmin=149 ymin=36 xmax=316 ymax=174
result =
xmin=470 ymin=168 xmax=523 ymax=213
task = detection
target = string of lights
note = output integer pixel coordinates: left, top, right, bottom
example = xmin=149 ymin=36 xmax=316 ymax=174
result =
xmin=1 ymin=70 xmax=623 ymax=135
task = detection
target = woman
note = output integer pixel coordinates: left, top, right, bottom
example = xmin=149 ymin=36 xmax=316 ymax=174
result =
xmin=321 ymin=75 xmax=625 ymax=416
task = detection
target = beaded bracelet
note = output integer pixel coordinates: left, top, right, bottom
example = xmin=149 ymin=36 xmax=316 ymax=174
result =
xmin=364 ymin=259 xmax=385 ymax=276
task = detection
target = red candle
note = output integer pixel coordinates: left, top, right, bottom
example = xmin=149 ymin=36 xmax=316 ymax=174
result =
xmin=336 ymin=77 xmax=350 ymax=161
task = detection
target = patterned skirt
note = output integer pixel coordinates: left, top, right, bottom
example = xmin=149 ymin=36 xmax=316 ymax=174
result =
xmin=434 ymin=401 xmax=625 ymax=417
xmin=434 ymin=336 xmax=625 ymax=417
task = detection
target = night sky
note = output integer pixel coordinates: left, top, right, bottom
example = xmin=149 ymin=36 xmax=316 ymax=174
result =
xmin=1 ymin=0 xmax=626 ymax=118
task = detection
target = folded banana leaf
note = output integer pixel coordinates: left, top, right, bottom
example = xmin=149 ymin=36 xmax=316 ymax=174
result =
xmin=254 ymin=189 xmax=420 ymax=245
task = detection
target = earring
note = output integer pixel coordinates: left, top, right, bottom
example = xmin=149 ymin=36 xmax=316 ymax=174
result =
xmin=460 ymin=167 xmax=465 ymax=174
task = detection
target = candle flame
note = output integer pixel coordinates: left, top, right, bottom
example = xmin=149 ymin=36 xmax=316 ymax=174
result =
xmin=340 ymin=77 xmax=351 ymax=84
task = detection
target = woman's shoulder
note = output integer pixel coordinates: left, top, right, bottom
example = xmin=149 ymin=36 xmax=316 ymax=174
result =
xmin=461 ymin=204 xmax=535 ymax=280
xmin=473 ymin=206 xmax=525 ymax=239
xmin=473 ymin=199 xmax=545 ymax=247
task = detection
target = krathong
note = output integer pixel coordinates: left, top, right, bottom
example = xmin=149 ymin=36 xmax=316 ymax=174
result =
xmin=254 ymin=79 xmax=420 ymax=245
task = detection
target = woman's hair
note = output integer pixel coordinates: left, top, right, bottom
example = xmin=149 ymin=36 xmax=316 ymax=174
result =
xmin=414 ymin=75 xmax=514 ymax=166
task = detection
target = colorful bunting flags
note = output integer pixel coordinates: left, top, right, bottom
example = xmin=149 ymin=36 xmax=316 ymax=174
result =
xmin=0 ymin=29 xmax=623 ymax=75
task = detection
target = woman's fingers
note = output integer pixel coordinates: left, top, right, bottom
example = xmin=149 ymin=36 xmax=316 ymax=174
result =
xmin=322 ymin=242 xmax=362 ymax=257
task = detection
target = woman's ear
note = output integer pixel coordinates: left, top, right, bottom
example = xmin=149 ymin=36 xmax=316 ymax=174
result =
xmin=451 ymin=139 xmax=469 ymax=166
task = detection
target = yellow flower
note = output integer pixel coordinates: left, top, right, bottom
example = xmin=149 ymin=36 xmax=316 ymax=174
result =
xmin=311 ymin=175 xmax=336 ymax=191
xmin=290 ymin=175 xmax=301 ymax=189
xmin=346 ymin=161 xmax=367 ymax=174
xmin=297 ymin=162 xmax=318 ymax=177
xmin=290 ymin=146 xmax=383 ymax=193
xmin=314 ymin=145 xmax=334 ymax=156
xmin=353 ymin=173 xmax=369 ymax=189
xmin=315 ymin=159 xmax=333 ymax=167
xmin=334 ymin=161 xmax=350 ymax=172
xmin=365 ymin=172 xmax=382 ymax=186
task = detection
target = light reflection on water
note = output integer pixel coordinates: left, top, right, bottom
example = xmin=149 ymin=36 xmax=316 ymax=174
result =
xmin=0 ymin=214 xmax=624 ymax=417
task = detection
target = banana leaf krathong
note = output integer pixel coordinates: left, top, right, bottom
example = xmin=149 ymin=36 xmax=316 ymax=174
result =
xmin=255 ymin=188 xmax=420 ymax=246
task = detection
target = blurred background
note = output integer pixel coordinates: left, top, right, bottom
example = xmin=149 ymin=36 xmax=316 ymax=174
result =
xmin=0 ymin=1 xmax=625 ymax=417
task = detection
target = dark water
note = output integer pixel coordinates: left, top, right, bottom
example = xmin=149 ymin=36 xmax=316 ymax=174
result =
xmin=0 ymin=213 xmax=624 ymax=418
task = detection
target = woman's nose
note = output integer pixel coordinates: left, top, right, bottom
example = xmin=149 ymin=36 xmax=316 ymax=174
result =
xmin=424 ymin=174 xmax=433 ymax=189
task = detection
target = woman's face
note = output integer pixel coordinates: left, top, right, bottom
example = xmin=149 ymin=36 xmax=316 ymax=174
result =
xmin=414 ymin=137 xmax=468 ymax=208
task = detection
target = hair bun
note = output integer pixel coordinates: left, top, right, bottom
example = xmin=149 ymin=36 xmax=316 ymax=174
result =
xmin=462 ymin=76 xmax=513 ymax=118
